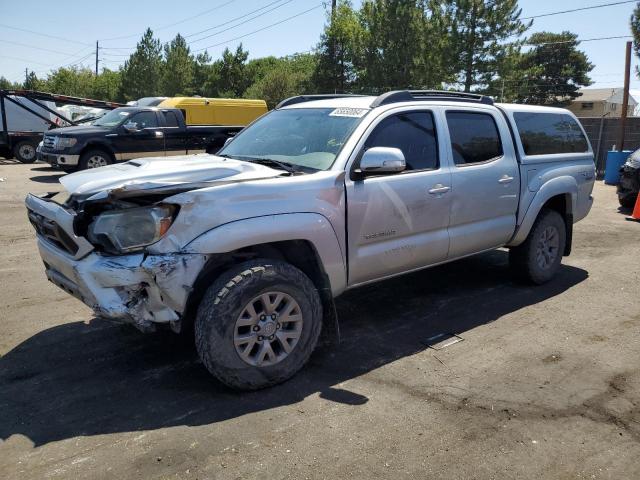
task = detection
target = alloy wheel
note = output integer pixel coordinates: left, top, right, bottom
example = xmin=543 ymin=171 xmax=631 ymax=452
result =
xmin=234 ymin=291 xmax=304 ymax=367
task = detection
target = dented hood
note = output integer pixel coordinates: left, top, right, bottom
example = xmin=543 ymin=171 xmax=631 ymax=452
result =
xmin=59 ymin=154 xmax=284 ymax=197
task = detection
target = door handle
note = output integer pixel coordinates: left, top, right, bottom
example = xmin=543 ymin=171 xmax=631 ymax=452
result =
xmin=154 ymin=131 xmax=164 ymax=138
xmin=428 ymin=184 xmax=451 ymax=195
xmin=498 ymin=175 xmax=514 ymax=184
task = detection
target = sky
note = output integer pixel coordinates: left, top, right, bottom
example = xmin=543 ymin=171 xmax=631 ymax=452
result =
xmin=0 ymin=0 xmax=638 ymax=91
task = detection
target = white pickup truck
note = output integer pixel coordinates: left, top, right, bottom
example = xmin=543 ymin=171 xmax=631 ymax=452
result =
xmin=26 ymin=90 xmax=595 ymax=390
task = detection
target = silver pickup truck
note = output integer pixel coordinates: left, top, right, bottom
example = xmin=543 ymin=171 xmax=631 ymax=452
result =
xmin=25 ymin=91 xmax=595 ymax=390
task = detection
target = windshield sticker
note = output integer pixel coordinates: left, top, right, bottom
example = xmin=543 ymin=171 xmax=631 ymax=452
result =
xmin=329 ymin=108 xmax=368 ymax=118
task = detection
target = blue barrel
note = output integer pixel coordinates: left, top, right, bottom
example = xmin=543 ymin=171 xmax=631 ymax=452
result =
xmin=604 ymin=150 xmax=632 ymax=185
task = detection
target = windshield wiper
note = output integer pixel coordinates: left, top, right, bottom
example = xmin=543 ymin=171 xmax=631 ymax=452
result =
xmin=219 ymin=154 xmax=299 ymax=174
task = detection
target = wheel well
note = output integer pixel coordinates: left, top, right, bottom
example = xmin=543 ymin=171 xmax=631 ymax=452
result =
xmin=541 ymin=194 xmax=573 ymax=256
xmin=79 ymin=144 xmax=115 ymax=162
xmin=181 ymin=240 xmax=338 ymax=342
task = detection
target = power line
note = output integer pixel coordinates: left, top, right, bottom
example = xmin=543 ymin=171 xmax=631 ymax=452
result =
xmin=186 ymin=0 xmax=293 ymax=41
xmin=0 ymin=54 xmax=52 ymax=67
xmin=189 ymin=0 xmax=296 ymax=45
xmin=523 ymin=35 xmax=633 ymax=47
xmin=100 ymin=0 xmax=295 ymax=53
xmin=98 ymin=0 xmax=238 ymax=42
xmin=0 ymin=23 xmax=91 ymax=46
xmin=0 ymin=38 xmax=80 ymax=56
xmin=521 ymin=1 xmax=636 ymax=20
xmin=194 ymin=3 xmax=323 ymax=52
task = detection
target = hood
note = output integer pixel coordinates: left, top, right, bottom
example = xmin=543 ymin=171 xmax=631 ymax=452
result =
xmin=60 ymin=154 xmax=284 ymax=198
xmin=48 ymin=125 xmax=112 ymax=136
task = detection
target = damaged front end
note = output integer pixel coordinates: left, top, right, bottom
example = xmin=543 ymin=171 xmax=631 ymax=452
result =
xmin=25 ymin=189 xmax=207 ymax=332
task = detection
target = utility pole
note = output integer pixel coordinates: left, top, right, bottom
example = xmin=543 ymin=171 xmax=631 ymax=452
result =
xmin=331 ymin=0 xmax=336 ymax=17
xmin=95 ymin=40 xmax=99 ymax=76
xmin=24 ymin=68 xmax=28 ymax=85
xmin=618 ymin=40 xmax=632 ymax=151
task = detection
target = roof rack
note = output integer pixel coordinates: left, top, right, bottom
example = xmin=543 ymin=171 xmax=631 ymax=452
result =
xmin=370 ymin=90 xmax=494 ymax=108
xmin=276 ymin=94 xmax=366 ymax=109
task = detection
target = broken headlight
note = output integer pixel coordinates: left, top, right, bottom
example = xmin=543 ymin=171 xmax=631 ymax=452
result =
xmin=88 ymin=205 xmax=176 ymax=253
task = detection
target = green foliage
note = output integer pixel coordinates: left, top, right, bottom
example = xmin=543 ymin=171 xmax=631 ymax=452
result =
xmin=445 ymin=0 xmax=531 ymax=92
xmin=42 ymin=67 xmax=95 ymax=97
xmin=119 ymin=28 xmax=163 ymax=101
xmin=631 ymin=2 xmax=640 ymax=77
xmin=162 ymin=34 xmax=194 ymax=96
xmin=6 ymin=2 xmax=596 ymax=109
xmin=23 ymin=71 xmax=43 ymax=90
xmin=0 ymin=76 xmax=21 ymax=89
xmin=504 ymin=31 xmax=593 ymax=106
xmin=245 ymin=54 xmax=317 ymax=108
xmin=313 ymin=0 xmax=362 ymax=92
xmin=91 ymin=68 xmax=122 ymax=101
xmin=216 ymin=44 xmax=251 ymax=97
xmin=357 ymin=0 xmax=427 ymax=91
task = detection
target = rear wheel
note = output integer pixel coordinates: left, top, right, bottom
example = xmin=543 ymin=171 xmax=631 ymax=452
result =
xmin=79 ymin=149 xmax=111 ymax=170
xmin=195 ymin=259 xmax=322 ymax=390
xmin=13 ymin=141 xmax=37 ymax=163
xmin=509 ymin=209 xmax=566 ymax=285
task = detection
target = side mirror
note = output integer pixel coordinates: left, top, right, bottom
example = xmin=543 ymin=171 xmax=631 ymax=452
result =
xmin=359 ymin=147 xmax=406 ymax=175
xmin=123 ymin=122 xmax=139 ymax=133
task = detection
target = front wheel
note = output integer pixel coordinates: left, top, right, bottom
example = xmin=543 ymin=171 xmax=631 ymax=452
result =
xmin=195 ymin=259 xmax=322 ymax=390
xmin=509 ymin=209 xmax=566 ymax=285
xmin=78 ymin=149 xmax=111 ymax=170
xmin=13 ymin=141 xmax=37 ymax=163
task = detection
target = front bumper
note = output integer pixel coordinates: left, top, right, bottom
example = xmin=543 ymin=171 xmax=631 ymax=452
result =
xmin=25 ymin=193 xmax=207 ymax=330
xmin=37 ymin=148 xmax=80 ymax=167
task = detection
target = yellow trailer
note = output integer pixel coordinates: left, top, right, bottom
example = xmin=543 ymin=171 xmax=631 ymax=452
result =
xmin=157 ymin=97 xmax=267 ymax=126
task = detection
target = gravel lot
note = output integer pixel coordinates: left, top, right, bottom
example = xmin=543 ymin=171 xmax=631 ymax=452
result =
xmin=0 ymin=160 xmax=638 ymax=479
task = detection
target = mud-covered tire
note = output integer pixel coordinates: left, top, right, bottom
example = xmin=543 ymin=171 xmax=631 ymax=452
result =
xmin=195 ymin=259 xmax=322 ymax=390
xmin=78 ymin=149 xmax=111 ymax=170
xmin=509 ymin=209 xmax=566 ymax=285
xmin=618 ymin=193 xmax=637 ymax=209
xmin=13 ymin=141 xmax=38 ymax=163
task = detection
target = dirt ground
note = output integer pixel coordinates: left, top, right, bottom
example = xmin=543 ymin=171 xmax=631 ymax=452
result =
xmin=0 ymin=160 xmax=638 ymax=480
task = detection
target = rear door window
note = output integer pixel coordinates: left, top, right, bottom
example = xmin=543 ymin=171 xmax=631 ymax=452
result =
xmin=513 ymin=112 xmax=589 ymax=155
xmin=163 ymin=111 xmax=180 ymax=127
xmin=446 ymin=112 xmax=503 ymax=165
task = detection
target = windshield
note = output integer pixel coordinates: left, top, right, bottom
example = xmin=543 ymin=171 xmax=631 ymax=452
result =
xmin=218 ymin=107 xmax=367 ymax=171
xmin=93 ymin=108 xmax=132 ymax=127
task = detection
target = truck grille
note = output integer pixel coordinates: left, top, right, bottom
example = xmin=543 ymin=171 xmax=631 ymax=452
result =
xmin=27 ymin=208 xmax=79 ymax=255
xmin=43 ymin=135 xmax=56 ymax=149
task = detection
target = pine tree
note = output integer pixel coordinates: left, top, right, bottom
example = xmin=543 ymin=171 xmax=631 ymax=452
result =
xmin=512 ymin=32 xmax=593 ymax=106
xmin=446 ymin=0 xmax=530 ymax=92
xmin=313 ymin=0 xmax=362 ymax=93
xmin=358 ymin=0 xmax=426 ymax=92
xmin=161 ymin=34 xmax=194 ymax=96
xmin=119 ymin=28 xmax=163 ymax=101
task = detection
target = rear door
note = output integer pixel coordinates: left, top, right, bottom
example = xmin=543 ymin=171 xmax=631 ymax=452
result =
xmin=159 ymin=110 xmax=186 ymax=156
xmin=345 ymin=108 xmax=452 ymax=286
xmin=445 ymin=108 xmax=519 ymax=258
xmin=113 ymin=110 xmax=165 ymax=160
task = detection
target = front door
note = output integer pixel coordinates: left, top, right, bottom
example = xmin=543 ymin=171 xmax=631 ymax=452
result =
xmin=444 ymin=109 xmax=519 ymax=258
xmin=114 ymin=111 xmax=165 ymax=161
xmin=345 ymin=109 xmax=452 ymax=286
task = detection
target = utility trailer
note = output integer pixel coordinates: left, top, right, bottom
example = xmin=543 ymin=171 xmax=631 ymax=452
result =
xmin=0 ymin=90 xmax=124 ymax=163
